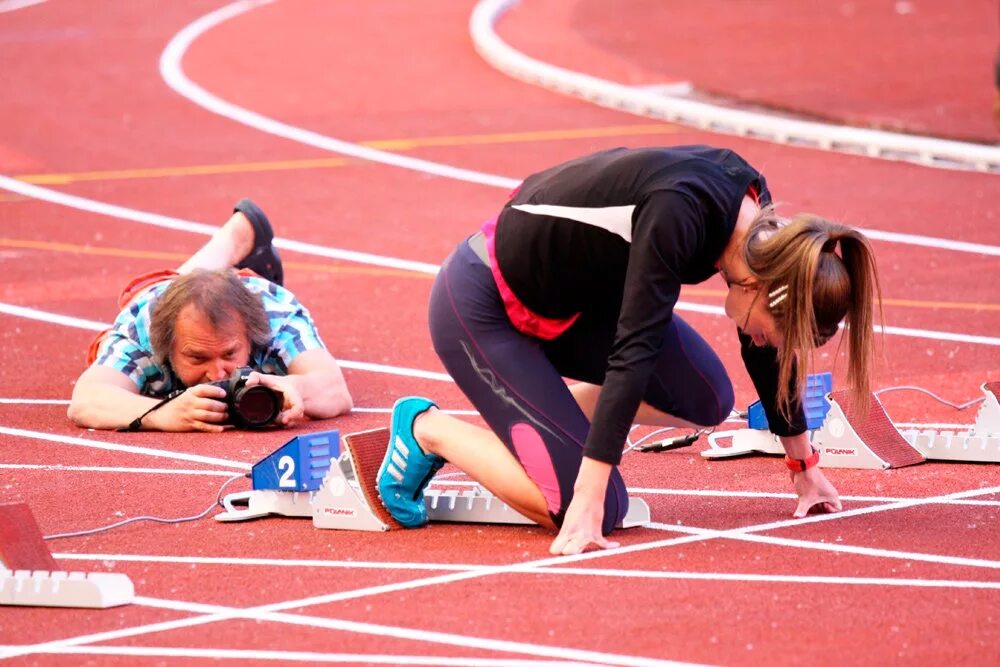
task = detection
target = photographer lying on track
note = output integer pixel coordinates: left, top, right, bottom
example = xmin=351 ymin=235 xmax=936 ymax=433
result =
xmin=68 ymin=199 xmax=353 ymax=432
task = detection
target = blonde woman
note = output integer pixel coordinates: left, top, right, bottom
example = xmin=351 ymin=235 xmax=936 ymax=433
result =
xmin=377 ymin=146 xmax=881 ymax=555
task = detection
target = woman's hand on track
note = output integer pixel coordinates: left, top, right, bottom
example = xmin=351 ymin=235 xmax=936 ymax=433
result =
xmin=791 ymin=466 xmax=842 ymax=517
xmin=549 ymin=457 xmax=620 ymax=555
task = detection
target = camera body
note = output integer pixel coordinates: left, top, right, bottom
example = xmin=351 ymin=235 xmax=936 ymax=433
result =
xmin=210 ymin=367 xmax=283 ymax=429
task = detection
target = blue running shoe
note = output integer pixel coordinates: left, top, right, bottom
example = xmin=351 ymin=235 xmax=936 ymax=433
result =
xmin=377 ymin=396 xmax=445 ymax=527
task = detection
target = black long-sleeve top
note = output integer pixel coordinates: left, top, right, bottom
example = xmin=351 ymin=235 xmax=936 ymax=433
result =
xmin=494 ymin=145 xmax=807 ymax=464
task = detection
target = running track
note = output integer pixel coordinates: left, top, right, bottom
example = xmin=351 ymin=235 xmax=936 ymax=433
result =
xmin=0 ymin=1 xmax=998 ymax=665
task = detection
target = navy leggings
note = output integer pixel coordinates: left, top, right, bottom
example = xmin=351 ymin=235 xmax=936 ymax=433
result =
xmin=429 ymin=240 xmax=734 ymax=533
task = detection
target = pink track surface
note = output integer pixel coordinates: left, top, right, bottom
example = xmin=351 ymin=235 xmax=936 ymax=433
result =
xmin=1 ymin=1 xmax=998 ymax=666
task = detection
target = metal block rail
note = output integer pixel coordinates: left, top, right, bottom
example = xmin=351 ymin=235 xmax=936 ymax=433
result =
xmin=899 ymin=382 xmax=1000 ymax=463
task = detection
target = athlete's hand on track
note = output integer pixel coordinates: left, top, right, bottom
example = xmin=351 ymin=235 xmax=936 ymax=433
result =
xmin=791 ymin=466 xmax=842 ymax=517
xmin=147 ymin=383 xmax=230 ymax=432
xmin=550 ymin=458 xmax=621 ymax=555
xmin=549 ymin=493 xmax=620 ymax=555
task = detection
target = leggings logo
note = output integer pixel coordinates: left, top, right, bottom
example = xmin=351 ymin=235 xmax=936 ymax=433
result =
xmin=459 ymin=339 xmax=561 ymax=441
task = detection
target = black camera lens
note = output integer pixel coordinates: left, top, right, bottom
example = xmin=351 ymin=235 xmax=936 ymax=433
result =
xmin=230 ymin=384 xmax=282 ymax=428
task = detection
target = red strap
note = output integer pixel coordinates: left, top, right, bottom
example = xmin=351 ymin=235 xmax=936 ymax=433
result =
xmin=784 ymin=446 xmax=820 ymax=472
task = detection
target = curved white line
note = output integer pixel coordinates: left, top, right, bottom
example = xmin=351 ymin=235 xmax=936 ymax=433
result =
xmin=156 ymin=1 xmax=1000 ymax=257
xmin=0 ymin=0 xmax=45 ymax=14
xmin=470 ymin=0 xmax=1000 ymax=174
xmin=158 ymin=0 xmax=517 ymax=190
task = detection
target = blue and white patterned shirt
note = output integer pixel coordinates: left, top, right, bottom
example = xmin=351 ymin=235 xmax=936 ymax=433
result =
xmin=94 ymin=275 xmax=325 ymax=397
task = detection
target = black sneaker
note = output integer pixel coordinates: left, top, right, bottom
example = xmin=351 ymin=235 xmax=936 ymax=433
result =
xmin=233 ymin=198 xmax=284 ymax=286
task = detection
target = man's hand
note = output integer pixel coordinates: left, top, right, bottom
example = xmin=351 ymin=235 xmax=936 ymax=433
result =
xmin=790 ymin=465 xmax=842 ymax=518
xmin=145 ymin=384 xmax=230 ymax=432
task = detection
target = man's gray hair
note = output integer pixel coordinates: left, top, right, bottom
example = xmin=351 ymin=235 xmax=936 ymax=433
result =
xmin=149 ymin=269 xmax=270 ymax=366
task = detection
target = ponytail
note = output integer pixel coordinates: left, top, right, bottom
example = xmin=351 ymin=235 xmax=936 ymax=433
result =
xmin=743 ymin=207 xmax=883 ymax=418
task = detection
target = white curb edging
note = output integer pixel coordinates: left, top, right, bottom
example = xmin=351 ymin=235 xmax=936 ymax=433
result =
xmin=470 ymin=0 xmax=1000 ymax=174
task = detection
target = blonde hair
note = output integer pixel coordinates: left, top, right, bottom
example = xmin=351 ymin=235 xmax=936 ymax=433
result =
xmin=743 ymin=206 xmax=883 ymax=418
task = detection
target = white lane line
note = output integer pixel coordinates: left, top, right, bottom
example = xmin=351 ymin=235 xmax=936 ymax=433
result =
xmin=649 ymin=523 xmax=1000 ymax=570
xmin=158 ymin=0 xmax=517 ymax=191
xmin=0 ymin=174 xmax=441 ymax=275
xmin=630 ymin=487 xmax=1000 ymax=507
xmin=0 ymin=646 xmax=600 ymax=667
xmin=9 ymin=483 xmax=998 ymax=662
xmin=4 ymin=295 xmax=999 ymax=350
xmin=0 ymin=301 xmax=456 ymax=380
xmin=0 ymin=464 xmax=241 ymax=477
xmin=54 ymin=553 xmax=1000 ymax=590
xmin=0 ymin=595 xmax=704 ymax=667
xmin=0 ymin=426 xmax=250 ymax=470
xmin=0 ymin=0 xmax=45 ymax=13
xmin=156 ymin=1 xmax=1000 ymax=256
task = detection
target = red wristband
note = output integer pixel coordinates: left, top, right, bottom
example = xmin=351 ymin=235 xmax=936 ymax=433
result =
xmin=784 ymin=446 xmax=820 ymax=472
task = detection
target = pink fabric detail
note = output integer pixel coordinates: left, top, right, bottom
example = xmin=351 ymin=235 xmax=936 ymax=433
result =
xmin=509 ymin=422 xmax=561 ymax=514
xmin=481 ymin=216 xmax=580 ymax=340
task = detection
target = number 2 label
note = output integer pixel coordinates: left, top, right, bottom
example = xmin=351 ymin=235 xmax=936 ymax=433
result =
xmin=278 ymin=455 xmax=296 ymax=488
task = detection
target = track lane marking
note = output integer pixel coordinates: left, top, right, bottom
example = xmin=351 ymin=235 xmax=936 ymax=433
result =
xmin=5 ymin=483 xmax=997 ymax=661
xmin=53 ymin=553 xmax=1000 ymax=589
xmin=0 ymin=646 xmax=598 ymax=667
xmin=155 ymin=1 xmax=1000 ymax=257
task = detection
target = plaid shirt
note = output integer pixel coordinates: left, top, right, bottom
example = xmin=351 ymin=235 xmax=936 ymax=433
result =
xmin=94 ymin=276 xmax=325 ymax=397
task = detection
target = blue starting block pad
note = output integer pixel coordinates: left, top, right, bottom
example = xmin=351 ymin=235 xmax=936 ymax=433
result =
xmin=251 ymin=430 xmax=339 ymax=492
xmin=747 ymin=372 xmax=832 ymax=431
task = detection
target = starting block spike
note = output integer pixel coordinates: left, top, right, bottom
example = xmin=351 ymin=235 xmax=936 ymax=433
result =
xmin=424 ymin=487 xmax=651 ymax=529
xmin=813 ymin=390 xmax=924 ymax=469
xmin=0 ymin=503 xmax=134 ymax=608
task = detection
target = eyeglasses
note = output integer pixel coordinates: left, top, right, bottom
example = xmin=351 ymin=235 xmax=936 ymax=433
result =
xmin=741 ymin=285 xmax=762 ymax=332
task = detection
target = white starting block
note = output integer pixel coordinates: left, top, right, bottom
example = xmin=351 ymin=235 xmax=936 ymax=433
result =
xmin=0 ymin=503 xmax=135 ymax=608
xmin=899 ymin=382 xmax=1000 ymax=464
xmin=0 ymin=569 xmax=134 ymax=609
xmin=216 ymin=428 xmax=651 ymax=531
xmin=703 ymin=390 xmax=927 ymax=470
xmin=425 ymin=486 xmax=651 ymax=529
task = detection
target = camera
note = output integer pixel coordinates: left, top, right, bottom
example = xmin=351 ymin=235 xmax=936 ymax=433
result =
xmin=210 ymin=367 xmax=283 ymax=429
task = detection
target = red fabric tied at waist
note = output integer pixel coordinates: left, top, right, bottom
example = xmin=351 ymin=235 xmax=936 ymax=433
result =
xmin=481 ymin=216 xmax=580 ymax=340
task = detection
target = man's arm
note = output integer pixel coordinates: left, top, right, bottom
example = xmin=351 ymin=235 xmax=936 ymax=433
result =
xmin=68 ymin=365 xmax=229 ymax=432
xmin=253 ymin=348 xmax=353 ymax=425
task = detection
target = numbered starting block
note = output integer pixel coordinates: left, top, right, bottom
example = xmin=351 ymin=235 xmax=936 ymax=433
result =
xmin=703 ymin=381 xmax=1000 ymax=470
xmin=216 ymin=427 xmax=651 ymax=531
xmin=703 ymin=372 xmax=927 ymax=469
xmin=0 ymin=503 xmax=134 ymax=608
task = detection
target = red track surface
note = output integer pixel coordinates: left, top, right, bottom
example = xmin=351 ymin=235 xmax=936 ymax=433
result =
xmin=1 ymin=1 xmax=998 ymax=665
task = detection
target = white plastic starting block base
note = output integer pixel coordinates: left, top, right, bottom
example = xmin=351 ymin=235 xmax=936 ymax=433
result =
xmin=899 ymin=382 xmax=1000 ymax=464
xmin=216 ymin=428 xmax=651 ymax=531
xmin=217 ymin=442 xmax=394 ymax=531
xmin=703 ymin=390 xmax=929 ymax=470
xmin=425 ymin=487 xmax=651 ymax=529
xmin=0 ymin=569 xmax=134 ymax=609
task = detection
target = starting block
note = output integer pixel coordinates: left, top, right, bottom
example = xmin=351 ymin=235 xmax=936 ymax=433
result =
xmin=899 ymin=382 xmax=1000 ymax=463
xmin=216 ymin=427 xmax=651 ymax=531
xmin=703 ymin=387 xmax=927 ymax=470
xmin=0 ymin=503 xmax=134 ymax=608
